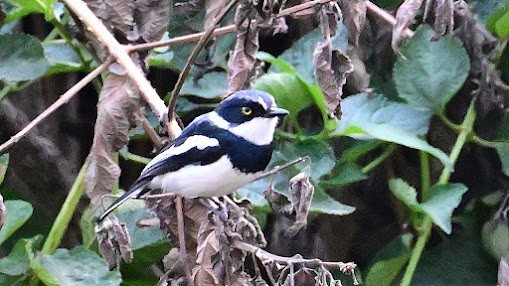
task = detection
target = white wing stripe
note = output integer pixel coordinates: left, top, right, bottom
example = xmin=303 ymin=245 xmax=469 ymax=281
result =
xmin=143 ymin=135 xmax=220 ymax=171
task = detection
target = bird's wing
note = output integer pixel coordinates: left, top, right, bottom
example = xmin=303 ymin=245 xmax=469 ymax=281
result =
xmin=97 ymin=126 xmax=224 ymax=222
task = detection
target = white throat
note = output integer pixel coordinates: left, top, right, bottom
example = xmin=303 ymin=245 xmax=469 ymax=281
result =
xmin=209 ymin=111 xmax=278 ymax=146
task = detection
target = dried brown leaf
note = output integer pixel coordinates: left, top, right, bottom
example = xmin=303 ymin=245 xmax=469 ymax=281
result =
xmin=281 ymin=267 xmax=315 ymax=286
xmin=95 ymin=216 xmax=133 ymax=270
xmin=204 ymin=0 xmax=227 ymax=31
xmin=339 ymin=0 xmax=366 ymax=46
xmin=134 ymin=0 xmax=172 ymax=43
xmin=285 ymin=171 xmax=314 ymax=238
xmin=346 ymin=46 xmax=371 ymax=94
xmin=193 ymin=223 xmax=222 ymax=285
xmin=227 ymin=3 xmax=260 ymax=95
xmin=433 ymin=0 xmax=454 ymax=37
xmin=499 ymin=257 xmax=509 ymax=286
xmin=86 ymin=74 xmax=141 ymax=204
xmin=392 ymin=0 xmax=424 ymax=56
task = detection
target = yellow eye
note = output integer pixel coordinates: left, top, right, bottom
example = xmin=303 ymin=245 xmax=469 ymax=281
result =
xmin=241 ymin=107 xmax=252 ymax=115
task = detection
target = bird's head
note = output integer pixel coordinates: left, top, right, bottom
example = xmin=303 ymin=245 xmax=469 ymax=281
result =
xmin=211 ymin=90 xmax=289 ymax=145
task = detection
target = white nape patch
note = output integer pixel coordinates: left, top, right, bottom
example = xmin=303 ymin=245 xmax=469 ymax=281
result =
xmin=149 ymin=156 xmax=258 ymax=198
xmin=230 ymin=117 xmax=278 ymax=145
xmin=143 ymin=135 xmax=219 ymax=171
xmin=208 ymin=111 xmax=230 ymax=129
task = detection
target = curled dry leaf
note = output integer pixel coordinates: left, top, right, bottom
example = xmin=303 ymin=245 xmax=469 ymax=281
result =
xmin=204 ymin=0 xmax=227 ymax=31
xmin=95 ymin=216 xmax=133 ymax=270
xmin=433 ymin=0 xmax=454 ymax=38
xmin=454 ymin=3 xmax=509 ymax=113
xmin=281 ymin=266 xmax=316 ymax=286
xmin=86 ymin=74 xmax=141 ymax=204
xmin=227 ymin=3 xmax=260 ymax=95
xmin=339 ymin=0 xmax=366 ymax=46
xmin=392 ymin=0 xmax=424 ymax=56
xmin=134 ymin=0 xmax=172 ymax=43
xmin=285 ymin=171 xmax=314 ymax=238
xmin=314 ymin=2 xmax=353 ymax=114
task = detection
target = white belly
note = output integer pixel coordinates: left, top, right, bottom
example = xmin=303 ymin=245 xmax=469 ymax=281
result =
xmin=148 ymin=156 xmax=259 ymax=198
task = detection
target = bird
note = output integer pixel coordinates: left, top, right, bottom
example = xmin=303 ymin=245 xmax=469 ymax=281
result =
xmin=97 ymin=89 xmax=289 ymax=222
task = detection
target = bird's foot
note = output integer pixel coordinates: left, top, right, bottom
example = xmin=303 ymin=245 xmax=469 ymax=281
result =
xmin=198 ymin=197 xmax=229 ymax=221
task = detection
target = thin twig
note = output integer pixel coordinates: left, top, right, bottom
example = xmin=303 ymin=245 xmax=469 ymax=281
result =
xmin=128 ymin=0 xmax=334 ymax=53
xmin=175 ymin=195 xmax=192 ymax=279
xmin=61 ymin=0 xmax=182 ymax=139
xmin=255 ymin=157 xmax=308 ymax=181
xmin=366 ymin=0 xmax=414 ymax=37
xmin=233 ymin=240 xmax=357 ymax=272
xmin=167 ymin=0 xmax=239 ymax=122
xmin=0 ymin=58 xmax=112 ymax=155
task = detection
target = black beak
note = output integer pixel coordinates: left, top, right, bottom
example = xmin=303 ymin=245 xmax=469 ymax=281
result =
xmin=265 ymin=107 xmax=289 ymax=118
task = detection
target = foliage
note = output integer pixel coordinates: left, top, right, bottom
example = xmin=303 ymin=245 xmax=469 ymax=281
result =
xmin=1 ymin=0 xmax=509 ymax=285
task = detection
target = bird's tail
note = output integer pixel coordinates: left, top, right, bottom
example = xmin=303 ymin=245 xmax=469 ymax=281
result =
xmin=96 ymin=179 xmax=150 ymax=223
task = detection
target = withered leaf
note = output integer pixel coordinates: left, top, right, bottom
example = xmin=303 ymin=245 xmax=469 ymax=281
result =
xmin=282 ymin=267 xmax=315 ymax=286
xmin=499 ymin=257 xmax=509 ymax=286
xmin=339 ymin=0 xmax=366 ymax=46
xmin=204 ymin=0 xmax=227 ymax=31
xmin=227 ymin=3 xmax=260 ymax=95
xmin=86 ymin=74 xmax=141 ymax=204
xmin=193 ymin=225 xmax=222 ymax=285
xmin=392 ymin=0 xmax=424 ymax=56
xmin=95 ymin=216 xmax=133 ymax=270
xmin=285 ymin=171 xmax=314 ymax=238
xmin=433 ymin=0 xmax=454 ymax=38
xmin=134 ymin=0 xmax=172 ymax=43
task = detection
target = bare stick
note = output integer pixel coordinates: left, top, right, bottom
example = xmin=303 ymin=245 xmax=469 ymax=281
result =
xmin=366 ymin=0 xmax=414 ymax=37
xmin=0 ymin=58 xmax=112 ymax=155
xmin=255 ymin=157 xmax=307 ymax=181
xmin=233 ymin=240 xmax=357 ymax=273
xmin=167 ymin=0 xmax=239 ymax=122
xmin=175 ymin=195 xmax=192 ymax=278
xmin=129 ymin=0 xmax=334 ymax=53
xmin=61 ymin=0 xmax=182 ymax=139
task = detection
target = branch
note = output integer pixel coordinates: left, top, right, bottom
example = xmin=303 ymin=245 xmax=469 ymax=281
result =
xmin=167 ymin=0 xmax=239 ymax=122
xmin=0 ymin=58 xmax=112 ymax=155
xmin=366 ymin=1 xmax=414 ymax=37
xmin=128 ymin=0 xmax=336 ymax=52
xmin=233 ymin=240 xmax=358 ymax=281
xmin=61 ymin=0 xmax=182 ymax=139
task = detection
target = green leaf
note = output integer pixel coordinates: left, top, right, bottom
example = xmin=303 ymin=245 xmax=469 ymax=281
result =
xmin=0 ymin=33 xmax=50 ymax=81
xmin=0 ymin=154 xmax=8 ymax=185
xmin=478 ymin=0 xmax=507 ymax=24
xmin=487 ymin=8 xmax=508 ymax=33
xmin=495 ymin=143 xmax=509 ymax=176
xmin=43 ymin=41 xmax=82 ymax=75
xmin=388 ymin=178 xmax=419 ymax=208
xmin=275 ymin=23 xmax=348 ymax=84
xmin=335 ymin=93 xmax=452 ymax=170
xmin=496 ymin=10 xmax=509 ymax=38
xmin=393 ymin=26 xmax=470 ymax=113
xmin=256 ymin=51 xmax=295 ymax=73
xmin=278 ymin=140 xmax=335 ymax=181
xmin=320 ymin=162 xmax=368 ymax=187
xmin=365 ymin=234 xmax=412 ymax=286
xmin=0 ymin=200 xmax=33 ymax=245
xmin=310 ymin=186 xmax=355 ymax=215
xmin=4 ymin=0 xmax=56 ymax=22
xmin=339 ymin=140 xmax=382 ymax=163
xmin=420 ymin=183 xmax=468 ymax=234
xmin=34 ymin=246 xmax=122 ymax=286
xmin=148 ymin=51 xmax=174 ymax=68
xmin=180 ymin=72 xmax=228 ymax=99
xmin=0 ymin=235 xmax=42 ymax=276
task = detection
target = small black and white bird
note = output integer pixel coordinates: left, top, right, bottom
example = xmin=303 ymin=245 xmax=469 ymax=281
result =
xmin=97 ymin=89 xmax=288 ymax=222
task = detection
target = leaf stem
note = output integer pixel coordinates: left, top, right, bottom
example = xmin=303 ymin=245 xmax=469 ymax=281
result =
xmin=41 ymin=161 xmax=88 ymax=254
xmin=362 ymin=144 xmax=397 ymax=173
xmin=400 ymin=103 xmax=475 ymax=286
xmin=420 ymin=151 xmax=430 ymax=200
xmin=119 ymin=147 xmax=151 ymax=165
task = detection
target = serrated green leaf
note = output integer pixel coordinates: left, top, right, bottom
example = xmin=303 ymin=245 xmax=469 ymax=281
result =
xmin=310 ymin=186 xmax=355 ymax=215
xmin=487 ymin=8 xmax=507 ymax=33
xmin=36 ymin=246 xmax=122 ymax=286
xmin=4 ymin=0 xmax=56 ymax=22
xmin=0 ymin=235 xmax=42 ymax=276
xmin=0 ymin=154 xmax=8 ymax=185
xmin=388 ymin=178 xmax=419 ymax=208
xmin=320 ymin=162 xmax=367 ymax=187
xmin=335 ymin=93 xmax=452 ymax=170
xmin=278 ymin=140 xmax=335 ymax=181
xmin=0 ymin=200 xmax=33 ymax=245
xmin=0 ymin=33 xmax=50 ymax=81
xmin=43 ymin=41 xmax=82 ymax=75
xmin=496 ymin=10 xmax=509 ymax=37
xmin=180 ymin=72 xmax=228 ymax=99
xmin=421 ymin=183 xmax=468 ymax=234
xmin=394 ymin=26 xmax=470 ymax=113
xmin=365 ymin=234 xmax=412 ymax=286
